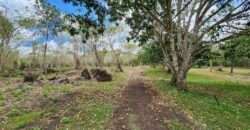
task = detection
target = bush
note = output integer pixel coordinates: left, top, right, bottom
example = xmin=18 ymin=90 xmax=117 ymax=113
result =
xmin=1 ymin=69 xmax=21 ymax=77
xmin=20 ymin=59 xmax=29 ymax=70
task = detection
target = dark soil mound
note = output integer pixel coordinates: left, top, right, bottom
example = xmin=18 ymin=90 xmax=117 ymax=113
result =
xmin=23 ymin=73 xmax=38 ymax=82
xmin=93 ymin=70 xmax=112 ymax=82
xmin=81 ymin=69 xmax=91 ymax=80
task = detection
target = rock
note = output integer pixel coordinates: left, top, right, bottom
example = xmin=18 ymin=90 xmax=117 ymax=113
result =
xmin=90 ymin=68 xmax=101 ymax=77
xmin=81 ymin=69 xmax=91 ymax=80
xmin=23 ymin=73 xmax=38 ymax=82
xmin=52 ymin=78 xmax=70 ymax=84
xmin=94 ymin=70 xmax=112 ymax=82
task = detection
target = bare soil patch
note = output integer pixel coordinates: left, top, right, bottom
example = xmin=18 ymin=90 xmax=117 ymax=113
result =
xmin=112 ymin=67 xmax=195 ymax=130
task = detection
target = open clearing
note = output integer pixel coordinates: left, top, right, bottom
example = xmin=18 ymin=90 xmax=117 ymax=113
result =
xmin=1 ymin=67 xmax=249 ymax=129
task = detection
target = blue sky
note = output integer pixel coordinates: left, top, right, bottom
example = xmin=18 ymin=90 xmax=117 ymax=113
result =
xmin=48 ymin=0 xmax=81 ymax=14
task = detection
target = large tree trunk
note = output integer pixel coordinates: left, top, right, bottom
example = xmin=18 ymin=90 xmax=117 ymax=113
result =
xmin=170 ymin=69 xmax=188 ymax=91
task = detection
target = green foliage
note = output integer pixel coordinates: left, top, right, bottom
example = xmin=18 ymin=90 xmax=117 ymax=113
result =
xmin=14 ymin=86 xmax=29 ymax=99
xmin=20 ymin=59 xmax=29 ymax=70
xmin=1 ymin=69 xmax=21 ymax=77
xmin=60 ymin=117 xmax=71 ymax=124
xmin=62 ymin=0 xmax=108 ymax=37
xmin=0 ymin=92 xmax=3 ymax=100
xmin=59 ymin=87 xmax=70 ymax=94
xmin=42 ymin=88 xmax=49 ymax=97
xmin=137 ymin=44 xmax=163 ymax=66
xmin=223 ymin=35 xmax=250 ymax=67
xmin=0 ymin=12 xmax=13 ymax=40
xmin=6 ymin=111 xmax=43 ymax=129
xmin=34 ymin=0 xmax=62 ymax=37
xmin=9 ymin=108 xmax=21 ymax=117
xmin=33 ymin=127 xmax=41 ymax=130
xmin=50 ymin=96 xmax=60 ymax=103
xmin=0 ymin=107 xmax=3 ymax=116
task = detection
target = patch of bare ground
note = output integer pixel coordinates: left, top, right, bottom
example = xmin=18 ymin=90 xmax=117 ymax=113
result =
xmin=24 ymin=89 xmax=115 ymax=129
xmin=112 ymin=67 xmax=197 ymax=130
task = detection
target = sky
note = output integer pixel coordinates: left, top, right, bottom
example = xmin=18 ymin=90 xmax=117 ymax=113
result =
xmin=0 ymin=0 xmax=127 ymax=56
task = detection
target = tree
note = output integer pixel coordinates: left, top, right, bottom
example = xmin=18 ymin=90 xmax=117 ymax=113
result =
xmin=0 ymin=7 xmax=31 ymax=72
xmin=84 ymin=33 xmax=107 ymax=69
xmin=35 ymin=0 xmax=62 ymax=78
xmin=106 ymin=0 xmax=250 ymax=90
xmin=0 ymin=10 xmax=14 ymax=72
xmin=101 ymin=26 xmax=125 ymax=72
xmin=137 ymin=44 xmax=164 ymax=68
xmin=62 ymin=0 xmax=108 ymax=41
xmin=223 ymin=35 xmax=250 ymax=73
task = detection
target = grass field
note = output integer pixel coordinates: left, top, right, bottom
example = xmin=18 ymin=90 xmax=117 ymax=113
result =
xmin=0 ymin=68 xmax=129 ymax=129
xmin=144 ymin=67 xmax=250 ymax=129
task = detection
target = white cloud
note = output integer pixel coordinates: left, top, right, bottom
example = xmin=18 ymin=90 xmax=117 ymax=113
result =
xmin=0 ymin=0 xmax=35 ymax=18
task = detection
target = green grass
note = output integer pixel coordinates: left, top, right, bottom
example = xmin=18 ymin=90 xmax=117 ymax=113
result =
xmin=0 ymin=67 xmax=129 ymax=129
xmin=5 ymin=111 xmax=43 ymax=129
xmin=144 ymin=67 xmax=250 ymax=129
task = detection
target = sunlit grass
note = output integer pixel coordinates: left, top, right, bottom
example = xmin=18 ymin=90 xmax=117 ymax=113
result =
xmin=144 ymin=67 xmax=250 ymax=129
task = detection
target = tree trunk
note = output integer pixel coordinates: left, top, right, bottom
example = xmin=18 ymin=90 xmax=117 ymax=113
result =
xmin=43 ymin=32 xmax=48 ymax=79
xmin=218 ymin=62 xmax=223 ymax=71
xmin=169 ymin=69 xmax=188 ymax=91
xmin=209 ymin=59 xmax=213 ymax=72
xmin=73 ymin=53 xmax=81 ymax=70
xmin=116 ymin=63 xmax=123 ymax=72
xmin=230 ymin=66 xmax=234 ymax=73
xmin=93 ymin=46 xmax=102 ymax=69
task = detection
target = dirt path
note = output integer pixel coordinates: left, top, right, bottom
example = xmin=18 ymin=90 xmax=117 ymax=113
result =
xmin=112 ymin=67 xmax=193 ymax=130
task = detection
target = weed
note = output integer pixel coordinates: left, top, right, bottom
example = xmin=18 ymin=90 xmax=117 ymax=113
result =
xmin=0 ymin=92 xmax=3 ymax=100
xmin=33 ymin=127 xmax=41 ymax=130
xmin=50 ymin=96 xmax=60 ymax=103
xmin=9 ymin=108 xmax=20 ymax=117
xmin=0 ymin=107 xmax=3 ymax=115
xmin=15 ymin=121 xmax=26 ymax=129
xmin=42 ymin=89 xmax=49 ymax=97
xmin=60 ymin=117 xmax=71 ymax=124
xmin=14 ymin=89 xmax=23 ymax=97
xmin=60 ymin=87 xmax=70 ymax=94
xmin=42 ymin=86 xmax=53 ymax=97
xmin=0 ymin=100 xmax=5 ymax=106
xmin=6 ymin=111 xmax=42 ymax=129
xmin=14 ymin=86 xmax=29 ymax=99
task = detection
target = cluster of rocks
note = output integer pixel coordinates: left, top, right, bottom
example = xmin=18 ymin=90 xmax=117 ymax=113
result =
xmin=23 ymin=68 xmax=112 ymax=84
xmin=82 ymin=68 xmax=112 ymax=82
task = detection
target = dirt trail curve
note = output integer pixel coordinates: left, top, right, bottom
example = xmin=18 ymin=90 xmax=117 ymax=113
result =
xmin=111 ymin=67 xmax=195 ymax=130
